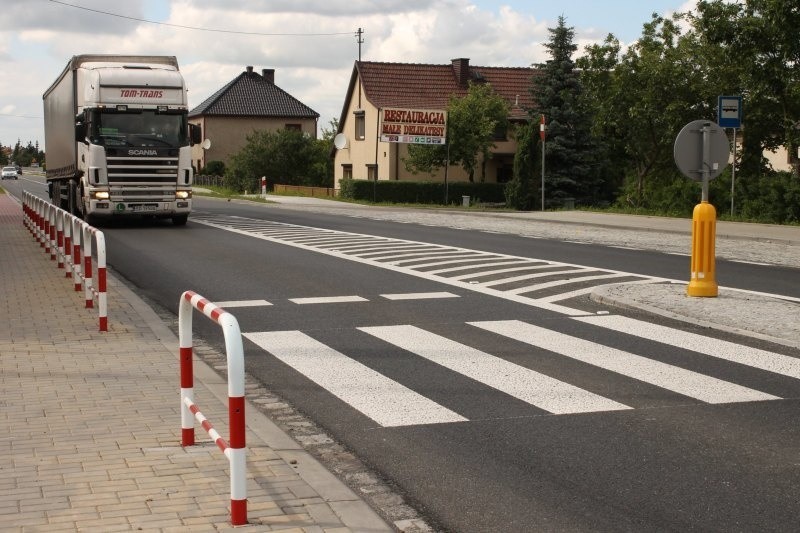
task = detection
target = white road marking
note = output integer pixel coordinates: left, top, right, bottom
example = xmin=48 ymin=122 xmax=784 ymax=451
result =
xmin=469 ymin=320 xmax=779 ymax=404
xmin=392 ymin=254 xmax=494 ymax=268
xmin=447 ymin=263 xmax=558 ymax=281
xmin=505 ymin=272 xmax=630 ymax=295
xmin=289 ymin=295 xmax=369 ymax=304
xmin=575 ymin=314 xmax=800 ymax=379
xmin=481 ymin=268 xmax=592 ymax=288
xmin=190 ymin=215 xmax=672 ymax=317
xmin=729 ymin=259 xmax=772 ymax=266
xmin=425 ymin=259 xmax=531 ymax=275
xmin=380 ymin=292 xmax=460 ymax=300
xmin=244 ymin=330 xmax=467 ymax=427
xmin=359 ymin=325 xmax=630 ymax=414
xmin=213 ymin=299 xmax=272 ymax=308
xmin=536 ymin=278 xmax=658 ymax=303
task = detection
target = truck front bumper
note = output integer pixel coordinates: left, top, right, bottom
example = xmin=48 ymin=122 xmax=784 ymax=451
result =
xmin=87 ymin=199 xmax=192 ymax=217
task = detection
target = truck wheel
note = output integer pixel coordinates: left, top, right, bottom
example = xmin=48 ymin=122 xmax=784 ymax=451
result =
xmin=172 ymin=214 xmax=189 ymax=226
xmin=68 ymin=182 xmax=79 ymax=216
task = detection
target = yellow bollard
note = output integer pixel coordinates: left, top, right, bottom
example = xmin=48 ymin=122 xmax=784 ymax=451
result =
xmin=687 ymin=200 xmax=718 ymax=297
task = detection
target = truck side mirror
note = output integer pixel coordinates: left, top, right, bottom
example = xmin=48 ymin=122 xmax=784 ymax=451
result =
xmin=75 ymin=120 xmax=87 ymax=143
xmin=189 ymin=123 xmax=202 ymax=146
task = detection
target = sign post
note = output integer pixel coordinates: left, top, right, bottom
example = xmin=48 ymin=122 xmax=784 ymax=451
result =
xmin=674 ymin=119 xmax=731 ymax=297
xmin=540 ymin=115 xmax=546 ymax=211
xmin=718 ymin=95 xmax=742 ymax=216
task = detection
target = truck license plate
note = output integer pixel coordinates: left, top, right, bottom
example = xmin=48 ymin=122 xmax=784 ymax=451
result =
xmin=132 ymin=205 xmax=157 ymax=212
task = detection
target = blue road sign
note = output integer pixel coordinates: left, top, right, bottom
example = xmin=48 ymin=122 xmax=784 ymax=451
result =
xmin=718 ymin=95 xmax=742 ymax=128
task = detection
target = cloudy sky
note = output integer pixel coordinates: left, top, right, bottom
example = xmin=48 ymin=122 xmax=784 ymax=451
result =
xmin=1 ymin=0 xmax=694 ymax=150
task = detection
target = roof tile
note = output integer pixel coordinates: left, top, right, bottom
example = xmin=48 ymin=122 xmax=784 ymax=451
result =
xmin=357 ymin=61 xmax=539 ymax=120
xmin=189 ymin=70 xmax=319 ymax=119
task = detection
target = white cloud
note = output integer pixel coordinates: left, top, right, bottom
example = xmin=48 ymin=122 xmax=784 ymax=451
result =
xmin=0 ymin=0 xmax=692 ymax=148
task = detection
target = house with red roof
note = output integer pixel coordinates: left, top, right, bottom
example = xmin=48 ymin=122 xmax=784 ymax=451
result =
xmin=332 ymin=58 xmax=536 ymax=188
xmin=189 ymin=66 xmax=319 ymax=172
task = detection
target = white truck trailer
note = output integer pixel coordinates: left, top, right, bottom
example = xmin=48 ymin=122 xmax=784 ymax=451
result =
xmin=43 ymin=55 xmax=200 ymax=225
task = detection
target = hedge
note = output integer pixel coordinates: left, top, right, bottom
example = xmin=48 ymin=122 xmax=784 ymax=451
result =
xmin=340 ymin=179 xmax=505 ymax=205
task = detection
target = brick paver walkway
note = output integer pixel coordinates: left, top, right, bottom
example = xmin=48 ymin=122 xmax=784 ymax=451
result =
xmin=0 ymin=192 xmax=390 ymax=532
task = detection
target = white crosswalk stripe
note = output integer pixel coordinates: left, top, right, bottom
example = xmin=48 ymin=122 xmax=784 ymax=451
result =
xmin=358 ymin=325 xmax=630 ymax=414
xmin=575 ymin=314 xmax=800 ymax=379
xmin=243 ymin=330 xmax=467 ymax=427
xmin=469 ymin=320 xmax=779 ymax=404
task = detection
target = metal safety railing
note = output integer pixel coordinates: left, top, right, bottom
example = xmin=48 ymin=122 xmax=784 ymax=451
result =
xmin=22 ymin=192 xmax=108 ymax=331
xmin=179 ymin=291 xmax=247 ymax=526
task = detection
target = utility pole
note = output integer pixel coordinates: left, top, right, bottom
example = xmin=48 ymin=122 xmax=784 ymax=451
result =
xmin=356 ymin=28 xmax=364 ymax=108
xmin=356 ymin=28 xmax=364 ymax=61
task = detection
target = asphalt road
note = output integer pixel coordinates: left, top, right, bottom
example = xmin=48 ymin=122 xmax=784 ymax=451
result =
xmin=6 ymin=177 xmax=800 ymax=532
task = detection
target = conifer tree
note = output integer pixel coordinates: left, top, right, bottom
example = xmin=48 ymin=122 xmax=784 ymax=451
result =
xmin=529 ymin=16 xmax=599 ymax=207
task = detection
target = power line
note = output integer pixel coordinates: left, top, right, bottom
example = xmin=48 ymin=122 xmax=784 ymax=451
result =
xmin=48 ymin=0 xmax=353 ymax=37
xmin=0 ymin=113 xmax=42 ymax=119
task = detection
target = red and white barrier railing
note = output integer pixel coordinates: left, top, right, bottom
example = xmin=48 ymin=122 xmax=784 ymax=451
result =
xmin=22 ymin=191 xmax=108 ymax=331
xmin=179 ymin=291 xmax=247 ymax=526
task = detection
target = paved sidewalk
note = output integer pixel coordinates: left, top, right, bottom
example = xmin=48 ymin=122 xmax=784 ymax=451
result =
xmin=0 ymin=192 xmax=392 ymax=531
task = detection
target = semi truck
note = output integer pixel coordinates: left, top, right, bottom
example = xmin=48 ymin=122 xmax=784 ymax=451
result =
xmin=43 ymin=54 xmax=200 ymax=225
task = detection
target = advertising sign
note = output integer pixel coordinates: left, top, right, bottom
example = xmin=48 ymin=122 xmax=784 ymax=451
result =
xmin=379 ymin=107 xmax=447 ymax=144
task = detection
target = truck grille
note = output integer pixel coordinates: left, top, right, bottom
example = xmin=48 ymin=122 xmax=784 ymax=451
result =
xmin=107 ymin=156 xmax=179 ymax=183
xmin=106 ymin=155 xmax=179 ymax=201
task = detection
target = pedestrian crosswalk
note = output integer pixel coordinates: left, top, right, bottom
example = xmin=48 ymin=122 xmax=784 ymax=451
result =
xmin=191 ymin=213 xmax=670 ymax=316
xmin=470 ymin=320 xmax=778 ymax=404
xmin=242 ymin=317 xmax=798 ymax=428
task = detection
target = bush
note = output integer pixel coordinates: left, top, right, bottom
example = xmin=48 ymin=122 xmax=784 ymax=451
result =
xmin=344 ymin=179 xmax=505 ymax=205
xmin=201 ymin=160 xmax=225 ymax=176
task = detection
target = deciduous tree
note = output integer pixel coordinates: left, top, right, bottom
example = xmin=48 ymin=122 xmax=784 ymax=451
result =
xmin=225 ymin=129 xmax=330 ymax=192
xmin=404 ymin=82 xmax=509 ymax=183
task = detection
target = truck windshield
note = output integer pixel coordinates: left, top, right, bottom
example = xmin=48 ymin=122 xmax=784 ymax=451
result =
xmin=89 ymin=110 xmax=188 ymax=148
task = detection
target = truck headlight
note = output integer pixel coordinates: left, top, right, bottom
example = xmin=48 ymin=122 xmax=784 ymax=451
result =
xmin=93 ymin=191 xmax=110 ymax=200
xmin=176 ymin=191 xmax=192 ymax=199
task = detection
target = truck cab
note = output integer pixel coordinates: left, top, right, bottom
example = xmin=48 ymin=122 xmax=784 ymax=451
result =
xmin=44 ymin=55 xmax=198 ymax=225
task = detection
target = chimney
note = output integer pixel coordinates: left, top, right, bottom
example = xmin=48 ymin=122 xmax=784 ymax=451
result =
xmin=262 ymin=69 xmax=275 ymax=84
xmin=451 ymin=58 xmax=470 ymax=87
xmin=246 ymin=65 xmax=253 ymax=73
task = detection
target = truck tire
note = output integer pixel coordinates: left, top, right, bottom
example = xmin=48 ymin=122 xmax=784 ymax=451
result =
xmin=172 ymin=214 xmax=189 ymax=226
xmin=67 ymin=181 xmax=79 ymax=216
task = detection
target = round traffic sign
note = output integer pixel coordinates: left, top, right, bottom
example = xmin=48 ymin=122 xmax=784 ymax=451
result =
xmin=674 ymin=120 xmax=730 ymax=181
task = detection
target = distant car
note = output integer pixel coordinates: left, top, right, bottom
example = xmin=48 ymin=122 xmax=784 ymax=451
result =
xmin=1 ymin=166 xmax=19 ymax=180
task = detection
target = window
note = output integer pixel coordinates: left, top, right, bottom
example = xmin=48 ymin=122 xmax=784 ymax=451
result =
xmin=366 ymin=164 xmax=377 ymax=181
xmin=492 ymin=123 xmax=508 ymax=141
xmin=285 ymin=124 xmax=301 ymax=131
xmin=354 ymin=110 xmax=365 ymax=140
xmin=342 ymin=165 xmax=353 ymax=179
xmin=89 ymin=109 xmax=187 ymax=148
xmin=496 ymin=165 xmax=513 ymax=184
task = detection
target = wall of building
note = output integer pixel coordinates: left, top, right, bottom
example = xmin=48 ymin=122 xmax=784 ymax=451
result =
xmin=764 ymin=145 xmax=794 ymax=172
xmin=190 ymin=115 xmax=317 ymax=171
xmin=333 ymin=75 xmax=520 ymax=189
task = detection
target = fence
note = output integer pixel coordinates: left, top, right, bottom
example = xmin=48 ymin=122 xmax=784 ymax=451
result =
xmin=179 ymin=291 xmax=247 ymax=526
xmin=22 ymin=192 xmax=108 ymax=332
xmin=194 ymin=175 xmax=225 ymax=188
xmin=273 ymin=184 xmax=338 ymax=198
